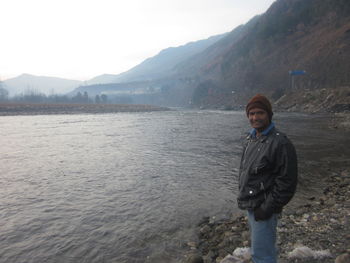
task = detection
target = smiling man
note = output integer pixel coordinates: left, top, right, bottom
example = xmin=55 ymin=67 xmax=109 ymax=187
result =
xmin=237 ymin=94 xmax=298 ymax=263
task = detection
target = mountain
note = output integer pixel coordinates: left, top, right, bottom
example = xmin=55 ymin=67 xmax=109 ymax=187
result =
xmin=8 ymin=0 xmax=349 ymax=112
xmin=87 ymin=33 xmax=227 ymax=85
xmin=4 ymin=74 xmax=82 ymax=96
xmin=83 ymin=0 xmax=350 ymax=111
xmin=86 ymin=74 xmax=120 ymax=85
xmin=176 ymin=0 xmax=350 ymax=110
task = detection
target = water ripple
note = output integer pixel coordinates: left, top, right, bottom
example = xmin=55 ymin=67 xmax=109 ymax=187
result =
xmin=0 ymin=111 xmax=349 ymax=262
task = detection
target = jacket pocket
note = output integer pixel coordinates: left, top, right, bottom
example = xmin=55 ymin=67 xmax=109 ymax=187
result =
xmin=238 ymin=185 xmax=266 ymax=210
xmin=238 ymin=183 xmax=260 ymax=200
xmin=251 ymin=159 xmax=270 ymax=175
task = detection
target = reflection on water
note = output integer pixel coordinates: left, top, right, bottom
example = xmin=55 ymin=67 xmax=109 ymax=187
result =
xmin=0 ymin=110 xmax=348 ymax=262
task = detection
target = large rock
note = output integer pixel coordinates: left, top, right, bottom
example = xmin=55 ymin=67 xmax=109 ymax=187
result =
xmin=335 ymin=253 xmax=350 ymax=263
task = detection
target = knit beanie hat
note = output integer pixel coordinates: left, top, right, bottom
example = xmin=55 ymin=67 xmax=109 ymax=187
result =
xmin=246 ymin=94 xmax=273 ymax=120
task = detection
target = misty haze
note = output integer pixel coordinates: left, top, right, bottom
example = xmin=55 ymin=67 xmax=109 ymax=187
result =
xmin=0 ymin=0 xmax=349 ymax=262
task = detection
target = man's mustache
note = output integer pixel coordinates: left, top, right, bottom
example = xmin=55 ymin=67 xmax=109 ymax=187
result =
xmin=251 ymin=120 xmax=264 ymax=123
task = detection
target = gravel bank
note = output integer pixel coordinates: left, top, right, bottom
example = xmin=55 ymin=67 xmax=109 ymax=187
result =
xmin=0 ymin=103 xmax=170 ymax=116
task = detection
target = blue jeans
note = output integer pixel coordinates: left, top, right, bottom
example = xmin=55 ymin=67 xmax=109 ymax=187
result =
xmin=247 ymin=211 xmax=278 ymax=263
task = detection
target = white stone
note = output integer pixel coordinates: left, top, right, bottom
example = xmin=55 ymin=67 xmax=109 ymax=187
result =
xmin=288 ymin=246 xmax=332 ymax=259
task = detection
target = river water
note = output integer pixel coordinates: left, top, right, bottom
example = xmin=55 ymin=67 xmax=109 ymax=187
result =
xmin=0 ymin=110 xmax=349 ymax=263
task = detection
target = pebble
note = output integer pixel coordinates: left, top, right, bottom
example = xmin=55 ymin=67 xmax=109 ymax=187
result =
xmin=188 ymin=242 xmax=198 ymax=249
xmin=330 ymin=218 xmax=337 ymax=224
xmin=215 ymin=256 xmax=223 ymax=263
xmin=200 ymin=225 xmax=212 ymax=236
xmin=295 ymin=210 xmax=304 ymax=216
xmin=302 ymin=214 xmax=310 ymax=221
xmin=241 ymin=231 xmax=249 ymax=241
xmin=184 ymin=253 xmax=204 ymax=263
xmin=215 ymin=225 xmax=226 ymax=234
xmin=207 ymin=250 xmax=217 ymax=260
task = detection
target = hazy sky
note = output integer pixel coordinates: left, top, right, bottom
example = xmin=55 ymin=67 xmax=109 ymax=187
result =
xmin=1 ymin=0 xmax=275 ymax=81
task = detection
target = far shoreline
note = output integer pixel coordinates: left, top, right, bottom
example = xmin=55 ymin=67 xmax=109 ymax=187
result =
xmin=0 ymin=103 xmax=171 ymax=116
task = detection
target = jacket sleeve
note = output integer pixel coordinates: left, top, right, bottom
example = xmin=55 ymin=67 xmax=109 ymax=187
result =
xmin=260 ymin=138 xmax=298 ymax=214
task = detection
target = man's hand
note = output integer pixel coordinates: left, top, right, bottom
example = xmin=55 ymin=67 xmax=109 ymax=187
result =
xmin=254 ymin=206 xmax=273 ymax=221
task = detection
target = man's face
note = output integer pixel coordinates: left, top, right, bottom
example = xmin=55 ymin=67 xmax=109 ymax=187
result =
xmin=248 ymin=108 xmax=270 ymax=131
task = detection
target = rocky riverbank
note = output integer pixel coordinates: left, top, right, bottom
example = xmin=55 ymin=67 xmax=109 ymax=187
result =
xmin=274 ymin=87 xmax=350 ymax=115
xmin=182 ymin=168 xmax=350 ymax=263
xmin=0 ymin=103 xmax=170 ymax=116
xmin=331 ymin=112 xmax=350 ymax=130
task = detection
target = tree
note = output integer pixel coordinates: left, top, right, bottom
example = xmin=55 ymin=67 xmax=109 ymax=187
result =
xmin=0 ymin=81 xmax=9 ymax=101
xmin=20 ymin=89 xmax=46 ymax=103
xmin=95 ymin=94 xmax=101 ymax=104
xmin=101 ymin=94 xmax=108 ymax=103
xmin=191 ymin=80 xmax=217 ymax=105
xmin=72 ymin=91 xmax=84 ymax=103
xmin=83 ymin=91 xmax=89 ymax=103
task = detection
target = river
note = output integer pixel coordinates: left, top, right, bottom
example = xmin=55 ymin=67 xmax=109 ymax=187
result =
xmin=0 ymin=110 xmax=349 ymax=263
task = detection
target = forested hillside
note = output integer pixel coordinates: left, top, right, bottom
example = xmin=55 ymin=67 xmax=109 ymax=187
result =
xmin=182 ymin=0 xmax=350 ymax=111
xmin=74 ymin=0 xmax=350 ymax=111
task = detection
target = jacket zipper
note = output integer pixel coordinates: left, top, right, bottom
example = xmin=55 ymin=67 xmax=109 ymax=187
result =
xmin=260 ymin=182 xmax=267 ymax=200
xmin=243 ymin=138 xmax=252 ymax=164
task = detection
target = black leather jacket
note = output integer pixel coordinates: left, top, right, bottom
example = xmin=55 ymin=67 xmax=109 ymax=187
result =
xmin=237 ymin=127 xmax=298 ymax=214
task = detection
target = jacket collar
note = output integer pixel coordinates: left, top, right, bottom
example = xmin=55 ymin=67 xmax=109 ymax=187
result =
xmin=249 ymin=122 xmax=275 ymax=139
